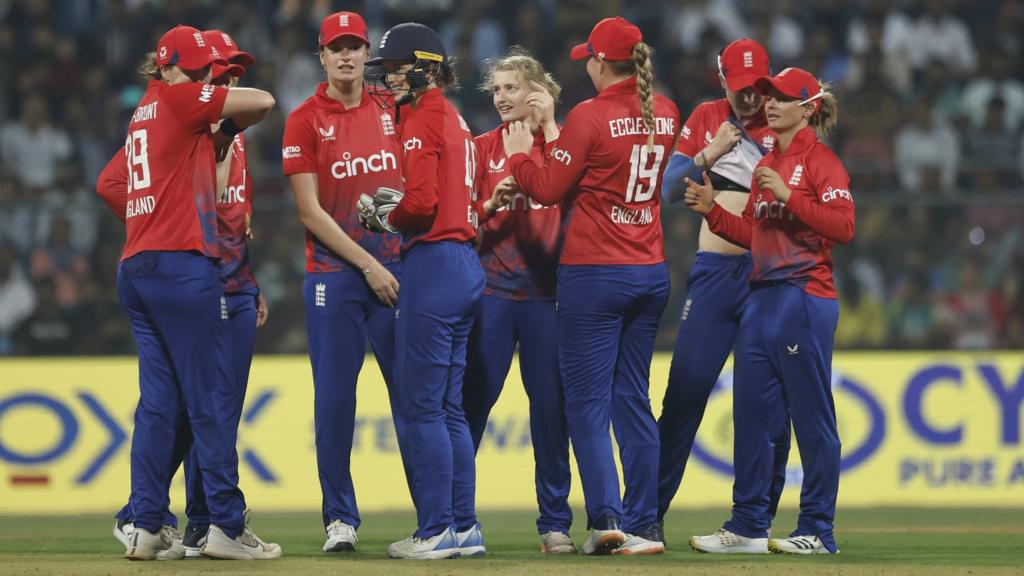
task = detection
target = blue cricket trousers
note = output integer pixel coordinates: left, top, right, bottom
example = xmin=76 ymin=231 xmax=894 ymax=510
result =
xmin=395 ymin=242 xmax=484 ymax=539
xmin=183 ymin=290 xmax=258 ymax=526
xmin=557 ymin=263 xmax=669 ymax=534
xmin=657 ymin=252 xmax=791 ymax=520
xmin=117 ymin=291 xmax=255 ymax=529
xmin=463 ymin=295 xmax=572 ymax=534
xmin=724 ymin=281 xmax=840 ymax=552
xmin=304 ymin=263 xmax=408 ymax=529
xmin=116 ymin=251 xmax=245 ymax=537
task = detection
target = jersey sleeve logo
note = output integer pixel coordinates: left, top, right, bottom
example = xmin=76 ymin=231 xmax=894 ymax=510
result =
xmin=403 ymin=137 xmax=423 ymax=151
xmin=282 ymin=145 xmax=302 ymax=159
xmin=552 ymin=147 xmax=572 ymax=166
xmin=318 ymin=125 xmax=336 ymax=141
xmin=199 ymin=84 xmax=215 ymax=103
xmin=681 ymin=125 xmax=692 ymax=140
xmin=821 ymin=186 xmax=851 ymax=203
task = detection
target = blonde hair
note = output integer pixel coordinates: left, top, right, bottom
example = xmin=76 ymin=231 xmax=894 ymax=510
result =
xmin=609 ymin=42 xmax=656 ymax=147
xmin=137 ymin=52 xmax=160 ymax=81
xmin=479 ymin=46 xmax=562 ymax=103
xmin=810 ymin=81 xmax=838 ymax=136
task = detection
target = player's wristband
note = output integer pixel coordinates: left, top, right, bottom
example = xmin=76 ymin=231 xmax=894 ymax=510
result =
xmin=220 ymin=118 xmax=244 ymax=137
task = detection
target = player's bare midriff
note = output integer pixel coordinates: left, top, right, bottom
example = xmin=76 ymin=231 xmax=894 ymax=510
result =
xmin=699 ymin=189 xmax=748 ymax=255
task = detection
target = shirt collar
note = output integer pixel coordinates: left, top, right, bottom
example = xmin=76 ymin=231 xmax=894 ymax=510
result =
xmin=775 ymin=125 xmax=817 ymax=157
xmin=314 ymin=82 xmax=370 ymax=113
xmin=598 ymin=76 xmax=638 ymax=99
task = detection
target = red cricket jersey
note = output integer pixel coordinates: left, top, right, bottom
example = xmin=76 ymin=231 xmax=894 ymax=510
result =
xmin=705 ymin=126 xmax=855 ymax=298
xmin=389 ymin=88 xmax=477 ymax=250
xmin=98 ymin=139 xmax=259 ymax=293
xmin=676 ymin=99 xmax=776 ymax=158
xmin=508 ymin=77 xmax=680 ymax=266
xmin=474 ymin=125 xmax=562 ymax=300
xmin=97 ymin=150 xmax=128 ymax=223
xmin=217 ymin=134 xmax=258 ymax=293
xmin=282 ymin=83 xmax=403 ymax=273
xmin=120 ymin=80 xmax=228 ymax=261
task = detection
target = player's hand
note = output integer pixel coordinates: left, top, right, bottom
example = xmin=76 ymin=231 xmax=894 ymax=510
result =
xmin=364 ymin=260 xmax=399 ymax=307
xmin=754 ymin=166 xmax=791 ymax=202
xmin=483 ymin=176 xmax=518 ymax=215
xmin=245 ymin=213 xmax=254 ymax=239
xmin=212 ymin=127 xmax=234 ymax=163
xmin=683 ymin=172 xmax=715 ymax=214
xmin=256 ymin=292 xmax=269 ymax=327
xmin=502 ymin=121 xmax=533 ymax=157
xmin=357 ymin=189 xmax=400 ymax=233
xmin=526 ymin=81 xmax=555 ymax=130
xmin=706 ymin=121 xmax=742 ymax=164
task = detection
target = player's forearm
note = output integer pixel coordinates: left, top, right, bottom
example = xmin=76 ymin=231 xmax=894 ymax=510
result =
xmin=509 ymin=152 xmax=564 ymax=206
xmin=786 ymin=193 xmax=855 ymax=244
xmin=298 ymin=207 xmax=379 ymax=270
xmin=704 ymin=202 xmax=752 ymax=248
xmin=661 ymin=153 xmax=703 ymax=203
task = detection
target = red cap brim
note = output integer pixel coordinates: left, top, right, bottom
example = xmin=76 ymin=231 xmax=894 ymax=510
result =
xmin=226 ymin=50 xmax=255 ymax=67
xmin=754 ymin=76 xmax=799 ymax=99
xmin=213 ymin=62 xmax=245 ymax=79
xmin=320 ymin=32 xmax=369 ymax=48
xmin=177 ymin=52 xmax=227 ymax=72
xmin=724 ymin=73 xmax=764 ymax=92
xmin=570 ymin=42 xmax=590 ymax=60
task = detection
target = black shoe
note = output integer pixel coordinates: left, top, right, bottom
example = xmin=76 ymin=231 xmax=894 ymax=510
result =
xmin=637 ymin=522 xmax=664 ymax=544
xmin=589 ymin=514 xmax=621 ymax=531
xmin=182 ymin=524 xmax=209 ymax=557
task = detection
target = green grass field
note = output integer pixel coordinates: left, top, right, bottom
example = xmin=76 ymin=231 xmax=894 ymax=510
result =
xmin=1 ymin=508 xmax=1022 ymax=575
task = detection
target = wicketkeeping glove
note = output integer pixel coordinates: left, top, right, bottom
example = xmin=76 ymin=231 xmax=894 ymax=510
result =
xmin=357 ymin=187 xmax=404 ymax=233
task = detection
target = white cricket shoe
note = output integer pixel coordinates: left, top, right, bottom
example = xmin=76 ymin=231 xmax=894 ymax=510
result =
xmin=540 ymin=531 xmax=577 ymax=554
xmin=581 ymin=516 xmax=625 ymax=555
xmin=689 ymin=528 xmax=768 ymax=554
xmin=769 ymin=535 xmax=835 ymax=555
xmin=112 ymin=519 xmax=133 ymax=550
xmin=201 ymin=513 xmax=282 ymax=560
xmin=387 ymin=526 xmax=460 ymax=560
xmin=123 ymin=526 xmax=185 ymax=561
xmin=323 ymin=520 xmax=358 ymax=553
xmin=455 ymin=523 xmax=486 ymax=557
xmin=613 ymin=523 xmax=665 ymax=555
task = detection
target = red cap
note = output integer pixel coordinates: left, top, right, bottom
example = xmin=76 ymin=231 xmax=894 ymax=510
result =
xmin=754 ymin=67 xmax=825 ymax=107
xmin=319 ymin=11 xmax=369 ymax=47
xmin=570 ymin=17 xmax=643 ymax=61
xmin=203 ymin=29 xmax=255 ymax=68
xmin=156 ymin=25 xmax=227 ymax=71
xmin=212 ymin=62 xmax=245 ymax=80
xmin=718 ymin=38 xmax=771 ymax=91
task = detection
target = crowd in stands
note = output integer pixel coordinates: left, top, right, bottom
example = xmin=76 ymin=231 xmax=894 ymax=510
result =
xmin=1 ymin=0 xmax=1022 ymax=354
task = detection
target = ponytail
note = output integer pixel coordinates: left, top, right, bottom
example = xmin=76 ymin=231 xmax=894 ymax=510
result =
xmin=137 ymin=52 xmax=160 ymax=81
xmin=810 ymin=82 xmax=839 ymax=136
xmin=633 ymin=42 xmax=655 ymax=148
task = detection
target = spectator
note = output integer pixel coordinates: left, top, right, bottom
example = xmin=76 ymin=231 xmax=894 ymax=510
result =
xmin=905 ymin=0 xmax=977 ymax=77
xmin=836 ymin=275 xmax=887 ymax=348
xmin=0 ymin=244 xmax=36 ymax=355
xmin=29 ymin=215 xmax=90 ymax=308
xmin=941 ymin=261 xmax=1004 ymax=349
xmin=13 ymin=277 xmax=77 ymax=355
xmin=747 ymin=0 xmax=803 ymax=67
xmin=894 ymin=96 xmax=960 ymax=193
xmin=0 ymin=94 xmax=72 ymax=189
xmin=960 ymin=48 xmax=1024 ymax=132
xmin=666 ymin=0 xmax=746 ymax=55
xmin=962 ymin=97 xmax=1020 ymax=190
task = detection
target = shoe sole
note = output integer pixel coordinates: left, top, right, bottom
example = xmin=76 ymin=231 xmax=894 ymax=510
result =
xmin=457 ymin=545 xmax=486 ymax=557
xmin=613 ymin=543 xmax=666 ymax=555
xmin=184 ymin=546 xmax=203 ymax=558
xmin=768 ymin=541 xmax=833 ymax=555
xmin=387 ymin=549 xmax=462 ymax=560
xmin=323 ymin=541 xmax=357 ymax=553
xmin=585 ymin=533 xmax=625 ymax=555
xmin=689 ymin=538 xmax=768 ymax=554
xmin=202 ymin=542 xmax=280 ymax=560
xmin=540 ymin=544 xmax=578 ymax=554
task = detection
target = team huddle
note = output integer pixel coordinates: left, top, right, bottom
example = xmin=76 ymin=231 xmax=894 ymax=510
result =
xmin=97 ymin=9 xmax=854 ymax=562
